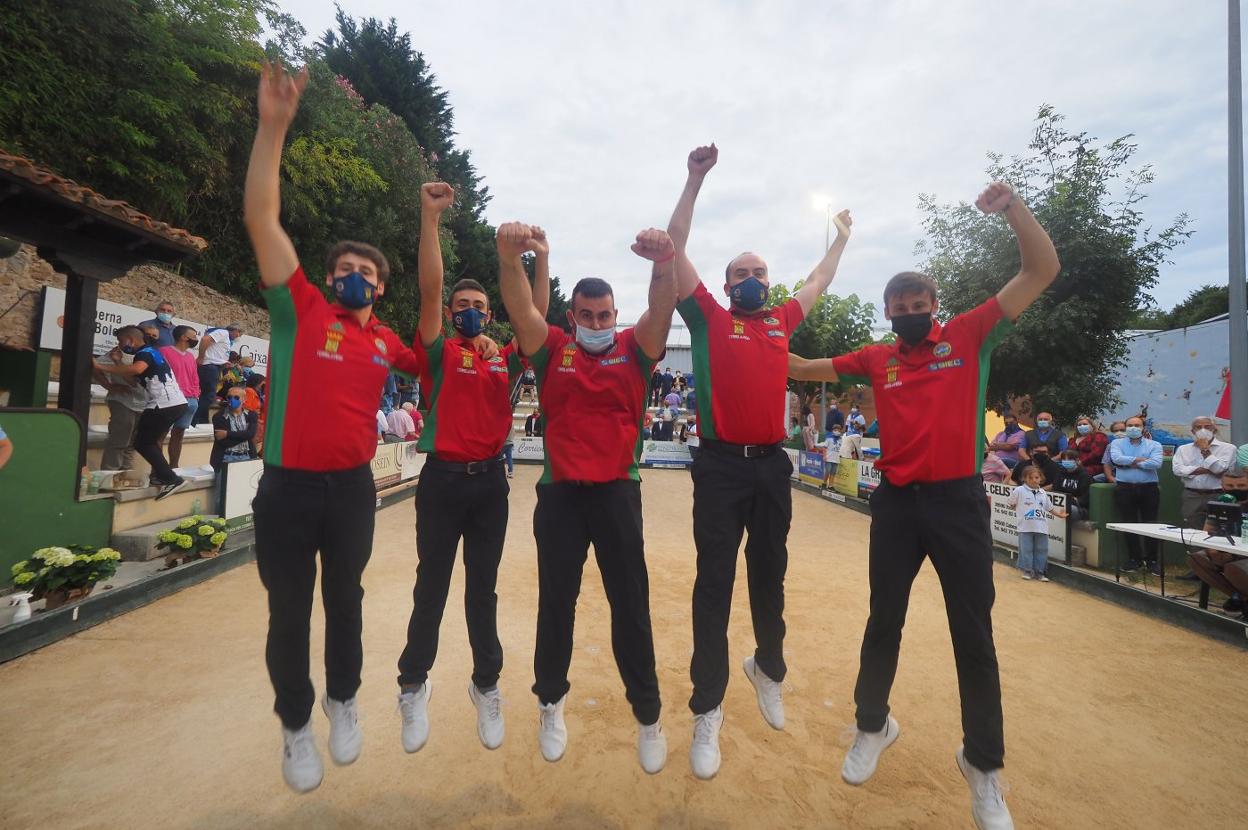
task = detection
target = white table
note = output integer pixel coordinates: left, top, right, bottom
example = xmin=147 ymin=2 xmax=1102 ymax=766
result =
xmin=1107 ymin=522 xmax=1246 ymax=607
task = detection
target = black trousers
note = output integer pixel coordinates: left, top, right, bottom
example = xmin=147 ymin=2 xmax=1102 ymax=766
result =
xmin=253 ymin=464 xmax=376 ymax=730
xmin=194 ymin=364 xmax=221 ymax=425
xmin=397 ymin=462 xmax=509 ymax=690
xmin=688 ymin=446 xmax=792 ymax=715
xmin=854 ymin=475 xmax=1005 ymax=772
xmin=134 ymin=404 xmax=186 ymax=484
xmin=1113 ymin=482 xmax=1161 ymax=563
xmin=532 ymin=480 xmax=661 ymax=725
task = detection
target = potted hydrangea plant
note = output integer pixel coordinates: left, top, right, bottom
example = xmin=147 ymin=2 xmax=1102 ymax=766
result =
xmin=155 ymin=516 xmax=229 ymax=569
xmin=10 ymin=545 xmax=123 ymax=610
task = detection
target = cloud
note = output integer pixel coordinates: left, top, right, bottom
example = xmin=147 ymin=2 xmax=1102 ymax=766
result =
xmin=284 ymin=0 xmax=1237 ymax=320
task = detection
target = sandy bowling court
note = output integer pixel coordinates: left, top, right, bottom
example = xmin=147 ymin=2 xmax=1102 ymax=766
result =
xmin=1 ymin=466 xmax=1244 ymax=829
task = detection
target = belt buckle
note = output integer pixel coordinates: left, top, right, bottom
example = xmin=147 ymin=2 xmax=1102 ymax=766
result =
xmin=743 ymin=444 xmax=760 ymax=458
xmin=465 ymin=460 xmax=487 ymax=475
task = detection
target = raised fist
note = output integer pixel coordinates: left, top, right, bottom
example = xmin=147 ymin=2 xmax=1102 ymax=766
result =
xmin=976 ymin=182 xmax=1016 ymax=215
xmin=688 ymin=144 xmax=718 ymax=177
xmin=422 ymin=182 xmax=454 ymax=214
xmin=496 ymin=222 xmax=534 ymax=259
xmin=630 ymin=228 xmax=676 ymax=262
xmin=257 ymin=62 xmax=308 ymax=129
xmin=527 ymin=225 xmax=550 ymax=256
xmin=832 ymin=209 xmax=853 ymax=241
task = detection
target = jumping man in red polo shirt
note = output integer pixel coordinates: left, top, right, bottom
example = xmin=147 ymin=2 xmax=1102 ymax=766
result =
xmin=790 ymin=182 xmax=1060 ymax=830
xmin=497 ymin=221 xmax=678 ymax=775
xmin=394 ymin=182 xmax=549 ymax=755
xmin=666 ymin=144 xmax=852 ymax=780
xmin=244 ymin=63 xmax=427 ymax=794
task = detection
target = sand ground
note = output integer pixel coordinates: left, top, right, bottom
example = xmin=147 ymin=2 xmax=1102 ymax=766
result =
xmin=2 ymin=466 xmax=1245 ymax=829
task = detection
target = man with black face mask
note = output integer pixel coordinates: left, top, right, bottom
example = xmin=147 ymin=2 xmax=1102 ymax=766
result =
xmin=666 ymin=144 xmax=852 ymax=780
xmin=394 ymin=182 xmax=548 ymax=758
xmin=790 ymin=180 xmax=1059 ymax=830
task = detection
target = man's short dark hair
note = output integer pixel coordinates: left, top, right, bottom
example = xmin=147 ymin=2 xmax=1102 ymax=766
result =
xmin=115 ymin=325 xmax=143 ymax=341
xmin=883 ymin=271 xmax=938 ymax=306
xmin=172 ymin=325 xmax=195 ymax=343
xmin=448 ymin=278 xmax=489 ymax=305
xmin=325 ymin=240 xmax=390 ymax=282
xmin=571 ymin=277 xmax=614 ymax=303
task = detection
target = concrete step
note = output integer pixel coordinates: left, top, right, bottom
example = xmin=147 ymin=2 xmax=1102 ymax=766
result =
xmin=111 ymin=511 xmax=223 ymax=562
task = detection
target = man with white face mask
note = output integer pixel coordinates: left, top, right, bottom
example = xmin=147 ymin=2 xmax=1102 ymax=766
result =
xmin=497 ymin=220 xmax=678 ymax=775
xmin=1171 ymin=416 xmax=1236 ymax=529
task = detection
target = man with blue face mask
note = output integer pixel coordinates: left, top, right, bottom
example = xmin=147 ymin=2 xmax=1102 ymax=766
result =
xmin=1109 ymin=415 xmax=1165 ymax=574
xmin=139 ymin=300 xmax=177 ymax=348
xmin=667 ymin=144 xmax=853 ymax=779
xmin=395 ymin=182 xmax=548 ymax=758
xmin=1020 ymin=411 xmax=1067 ymax=465
xmin=498 ymin=220 xmax=678 ymax=775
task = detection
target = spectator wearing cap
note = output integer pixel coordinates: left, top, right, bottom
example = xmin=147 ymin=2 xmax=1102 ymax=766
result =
xmin=139 ymin=300 xmax=178 ymax=348
xmin=195 ymin=322 xmax=243 ymax=425
xmin=1171 ymin=416 xmax=1237 ymax=530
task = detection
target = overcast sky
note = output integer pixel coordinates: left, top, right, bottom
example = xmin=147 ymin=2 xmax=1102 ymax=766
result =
xmin=283 ymin=0 xmax=1236 ymax=322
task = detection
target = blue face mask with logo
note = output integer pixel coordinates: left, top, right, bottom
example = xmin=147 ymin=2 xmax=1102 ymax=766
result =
xmin=1060 ymin=459 xmax=1078 ymax=471
xmin=729 ymin=277 xmax=768 ymax=312
xmin=333 ymin=272 xmax=375 ymax=309
xmin=575 ymin=325 xmax=615 ymax=354
xmin=1125 ymin=426 xmax=1143 ymax=439
xmin=452 ymin=307 xmax=487 ymax=338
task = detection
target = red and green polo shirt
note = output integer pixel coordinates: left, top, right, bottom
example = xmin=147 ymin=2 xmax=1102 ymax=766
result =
xmin=831 ymin=297 xmax=1012 ymax=486
xmin=411 ymin=334 xmax=522 ymax=462
xmin=529 ymin=324 xmax=656 ymax=484
xmin=260 ymin=266 xmax=422 ymax=471
xmin=677 ymin=281 xmax=805 ymax=445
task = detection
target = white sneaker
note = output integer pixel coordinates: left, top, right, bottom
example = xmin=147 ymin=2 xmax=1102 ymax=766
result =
xmin=538 ymin=696 xmax=567 ymax=762
xmin=689 ymin=706 xmax=724 ymax=780
xmin=956 ymin=746 xmax=1014 ymax=830
xmin=398 ymin=682 xmax=432 ymax=754
xmin=1038 ymin=574 xmax=1051 ymax=583
xmin=841 ymin=715 xmax=899 ymax=785
xmin=1021 ymin=572 xmax=1032 ymax=580
xmin=637 ymin=720 xmax=667 ymax=774
xmin=469 ymin=683 xmax=505 ymax=750
xmin=321 ymin=695 xmax=362 ymax=766
xmin=281 ymin=722 xmax=324 ymax=793
xmin=743 ymin=656 xmax=785 ymax=730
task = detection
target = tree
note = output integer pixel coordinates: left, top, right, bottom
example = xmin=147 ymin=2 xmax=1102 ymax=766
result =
xmin=768 ymin=282 xmax=876 ymax=400
xmin=916 ymin=106 xmax=1191 ymax=425
xmin=1131 ymin=282 xmax=1245 ymax=330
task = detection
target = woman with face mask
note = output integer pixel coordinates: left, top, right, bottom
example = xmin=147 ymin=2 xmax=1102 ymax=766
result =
xmin=1071 ymin=416 xmax=1109 ymax=481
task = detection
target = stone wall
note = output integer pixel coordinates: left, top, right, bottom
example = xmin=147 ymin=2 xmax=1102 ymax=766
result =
xmin=0 ymin=244 xmax=269 ymax=352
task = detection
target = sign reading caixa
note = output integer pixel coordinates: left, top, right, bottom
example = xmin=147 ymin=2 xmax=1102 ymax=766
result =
xmin=39 ymin=286 xmax=270 ymax=375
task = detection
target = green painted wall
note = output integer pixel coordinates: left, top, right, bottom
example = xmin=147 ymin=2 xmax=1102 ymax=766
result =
xmin=0 ymin=408 xmax=113 ymax=577
xmin=0 ymin=350 xmax=50 ymax=407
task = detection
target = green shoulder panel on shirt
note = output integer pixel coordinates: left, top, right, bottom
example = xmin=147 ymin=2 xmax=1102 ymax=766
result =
xmin=972 ymin=317 xmax=1014 ymax=471
xmin=259 ymin=282 xmax=298 ymax=467
xmin=679 ymin=298 xmax=716 ymax=441
xmin=529 ymin=340 xmax=555 ymax=484
xmin=416 ymin=335 xmax=446 ymax=455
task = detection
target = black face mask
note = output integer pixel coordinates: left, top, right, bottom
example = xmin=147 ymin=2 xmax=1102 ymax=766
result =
xmin=891 ymin=313 xmax=933 ymax=346
xmin=1228 ymin=490 xmax=1248 ymax=503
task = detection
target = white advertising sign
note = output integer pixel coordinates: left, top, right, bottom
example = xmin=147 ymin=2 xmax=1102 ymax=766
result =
xmin=640 ymin=440 xmax=693 ymax=468
xmin=40 ymin=286 xmax=270 ymax=375
xmin=222 ymin=458 xmax=266 ymax=521
xmin=784 ymin=448 xmax=801 ymax=480
xmin=984 ymin=480 xmax=1068 ymax=550
xmin=513 ymin=437 xmax=545 ymax=462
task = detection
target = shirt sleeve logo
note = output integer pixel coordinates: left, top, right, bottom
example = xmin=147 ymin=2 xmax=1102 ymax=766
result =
xmin=763 ymin=316 xmax=780 ymax=326
xmin=933 ymin=341 xmax=953 ymax=358
xmin=374 ymin=338 xmax=388 ymax=353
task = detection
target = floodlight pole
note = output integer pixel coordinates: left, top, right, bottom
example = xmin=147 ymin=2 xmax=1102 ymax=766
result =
xmin=1230 ymin=0 xmax=1248 ymax=442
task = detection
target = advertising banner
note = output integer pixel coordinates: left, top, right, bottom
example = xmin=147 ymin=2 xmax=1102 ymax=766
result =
xmin=400 ymin=442 xmax=424 ymax=481
xmin=640 ymin=440 xmax=693 ymax=468
xmin=857 ymin=460 xmax=881 ymax=498
xmin=371 ymin=443 xmax=403 ymax=490
xmin=784 ymin=448 xmax=801 ymax=480
xmin=797 ymin=450 xmax=825 ymax=486
xmin=832 ymin=458 xmax=859 ymax=497
xmin=513 ymin=437 xmax=545 ymax=462
xmin=984 ymin=480 xmax=1068 ymax=549
xmin=222 ymin=458 xmax=266 ymax=521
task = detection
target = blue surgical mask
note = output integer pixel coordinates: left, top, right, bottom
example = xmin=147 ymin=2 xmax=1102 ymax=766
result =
xmin=227 ymin=397 xmax=243 ymax=410
xmin=1076 ymin=424 xmax=1091 ymax=435
xmin=333 ymin=272 xmax=376 ymax=309
xmin=1125 ymin=426 xmax=1143 ymax=439
xmin=729 ymin=277 xmax=768 ymax=312
xmin=1060 ymin=459 xmax=1078 ymax=471
xmin=1037 ymin=419 xmax=1051 ymax=429
xmin=575 ymin=325 xmax=615 ymax=354
xmin=452 ymin=308 xmax=487 ymax=338
xmin=157 ymin=312 xmax=173 ymax=324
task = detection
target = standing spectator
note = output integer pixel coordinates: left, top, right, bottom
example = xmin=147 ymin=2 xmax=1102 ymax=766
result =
xmin=686 ymin=385 xmax=698 ymax=416
xmin=1050 ymin=449 xmax=1092 ymax=519
xmin=986 ymin=412 xmax=1026 ymax=469
xmin=825 ymin=427 xmax=843 ymax=483
xmin=980 ymin=450 xmax=1011 ymax=484
xmin=502 ymin=437 xmax=515 ymax=479
xmin=139 ymin=300 xmax=178 ymax=348
xmin=0 ymin=421 xmax=11 ymax=470
xmin=846 ymin=406 xmax=867 ymax=435
xmin=1020 ymin=410 xmax=1067 ymax=463
xmin=664 ymin=388 xmax=682 ymax=411
xmin=93 ymin=325 xmax=188 ymax=499
xmin=160 ymin=325 xmax=201 ymax=469
xmin=801 ymin=405 xmax=817 ymax=451
xmin=660 ymin=366 xmax=674 ymax=401
xmin=195 ymin=322 xmax=242 ymax=425
xmin=1171 ymin=416 xmax=1236 ymax=529
xmin=1006 ymin=465 xmax=1068 ymax=581
xmin=650 ymin=367 xmax=664 ymax=408
xmin=1101 ymin=421 xmax=1127 ymax=483
xmin=1109 ymin=415 xmax=1164 ymax=573
xmin=825 ymin=401 xmax=846 ymax=434
xmin=381 ymin=373 xmax=399 ymax=413
xmin=93 ymin=345 xmax=146 ymax=472
xmin=211 ymin=386 xmax=258 ymax=510
xmin=525 ymin=408 xmax=543 ymax=437
xmin=1072 ymin=416 xmax=1109 ymax=480
xmin=376 ymin=408 xmax=388 ymax=441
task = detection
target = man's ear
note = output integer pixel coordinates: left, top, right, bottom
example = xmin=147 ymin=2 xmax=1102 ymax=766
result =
xmin=375 ymin=282 xmax=385 ymax=299
xmin=565 ymin=309 xmax=576 ymax=329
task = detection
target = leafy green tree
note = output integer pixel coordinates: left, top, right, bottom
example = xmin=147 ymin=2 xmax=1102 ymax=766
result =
xmin=768 ymin=282 xmax=876 ymax=400
xmin=916 ymin=106 xmax=1191 ymax=425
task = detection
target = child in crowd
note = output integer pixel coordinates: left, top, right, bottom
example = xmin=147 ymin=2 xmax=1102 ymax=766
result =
xmin=1006 ymin=465 xmax=1068 ymax=581
xmin=824 ymin=427 xmax=842 ymax=484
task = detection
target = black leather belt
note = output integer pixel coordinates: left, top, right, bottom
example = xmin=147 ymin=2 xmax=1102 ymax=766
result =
xmin=426 ymin=455 xmax=503 ymax=475
xmin=1185 ymin=487 xmax=1223 ymax=493
xmin=700 ymin=438 xmax=782 ymax=459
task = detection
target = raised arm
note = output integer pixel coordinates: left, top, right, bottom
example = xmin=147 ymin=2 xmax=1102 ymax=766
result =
xmin=788 ymin=353 xmax=840 ymax=383
xmin=417 ymin=182 xmax=454 ymax=346
xmin=793 ymin=210 xmax=852 ymax=316
xmin=496 ymin=223 xmax=549 ymax=356
xmin=979 ymin=182 xmax=1062 ymax=321
xmin=529 ymin=226 xmax=552 ymax=319
xmin=631 ymin=229 xmax=679 ymax=361
xmin=667 ymin=144 xmax=717 ymax=302
xmin=243 ymin=63 xmax=308 ymax=289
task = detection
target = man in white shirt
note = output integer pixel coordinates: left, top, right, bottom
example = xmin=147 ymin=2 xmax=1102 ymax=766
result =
xmin=384 ymin=403 xmax=417 ymax=443
xmin=195 ymin=322 xmax=243 ymax=424
xmin=1171 ymin=416 xmax=1236 ymax=529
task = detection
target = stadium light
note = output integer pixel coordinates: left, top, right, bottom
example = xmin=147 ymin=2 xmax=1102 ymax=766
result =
xmin=1229 ymin=0 xmax=1247 ymax=442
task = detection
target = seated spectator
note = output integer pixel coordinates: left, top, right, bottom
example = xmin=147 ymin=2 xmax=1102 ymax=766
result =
xmin=1171 ymin=415 xmax=1237 ymax=529
xmin=243 ymin=373 xmax=265 ymax=413
xmin=211 ymin=386 xmax=258 ymax=511
xmin=787 ymin=416 xmax=801 ymax=443
xmin=641 ymin=411 xmax=653 ymax=440
xmin=987 ymin=413 xmax=1026 ymax=469
xmin=525 ymin=408 xmax=544 ymax=437
xmin=384 ymin=403 xmax=418 ymax=443
xmin=1187 ymin=467 xmax=1248 ymax=618
xmin=407 ymin=403 xmax=424 ymax=440
xmin=519 ymin=365 xmax=538 ymax=403
xmin=1049 ymin=449 xmax=1092 ymax=519
xmin=1020 ymin=410 xmax=1067 ymax=465
xmin=1101 ymin=421 xmax=1127 ymax=483
xmin=1072 ymin=416 xmax=1109 ymax=480
xmin=1011 ymin=443 xmax=1059 ymax=487
xmin=981 ymin=449 xmax=1011 ymax=484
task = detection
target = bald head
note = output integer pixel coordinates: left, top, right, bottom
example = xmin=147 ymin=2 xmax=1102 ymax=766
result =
xmin=725 ymin=252 xmax=769 ymax=283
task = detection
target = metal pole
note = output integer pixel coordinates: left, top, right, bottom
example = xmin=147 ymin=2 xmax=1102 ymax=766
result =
xmin=1229 ymin=0 xmax=1248 ymax=444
